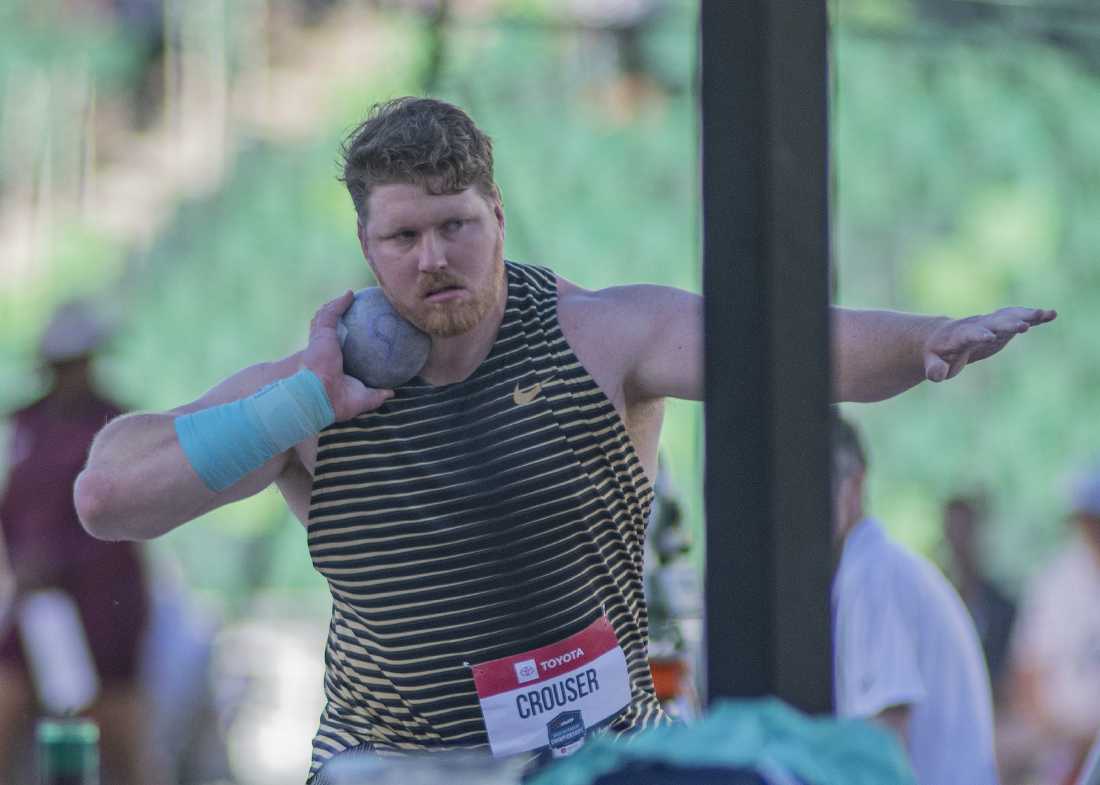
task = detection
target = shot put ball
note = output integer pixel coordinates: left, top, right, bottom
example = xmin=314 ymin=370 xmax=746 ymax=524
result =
xmin=337 ymin=288 xmax=430 ymax=388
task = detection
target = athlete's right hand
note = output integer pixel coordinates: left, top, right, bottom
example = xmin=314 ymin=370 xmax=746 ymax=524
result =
xmin=303 ymin=291 xmax=394 ymax=422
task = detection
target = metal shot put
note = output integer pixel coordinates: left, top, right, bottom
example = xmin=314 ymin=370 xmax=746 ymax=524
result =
xmin=338 ymin=287 xmax=430 ymax=389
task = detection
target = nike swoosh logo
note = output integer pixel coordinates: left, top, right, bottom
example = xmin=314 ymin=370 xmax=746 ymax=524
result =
xmin=513 ymin=381 xmax=542 ymax=405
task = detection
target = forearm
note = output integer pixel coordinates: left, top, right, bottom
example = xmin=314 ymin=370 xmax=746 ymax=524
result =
xmin=75 ymin=356 xmax=306 ymax=541
xmin=831 ymin=307 xmax=948 ymax=403
xmin=73 ymin=291 xmax=398 ymax=541
xmin=75 ymin=410 xmax=288 ymax=541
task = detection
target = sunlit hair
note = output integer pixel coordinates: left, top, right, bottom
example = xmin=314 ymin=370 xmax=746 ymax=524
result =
xmin=339 ymin=97 xmax=499 ymax=221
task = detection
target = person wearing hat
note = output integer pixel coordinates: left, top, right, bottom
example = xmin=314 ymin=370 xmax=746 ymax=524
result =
xmin=0 ymin=301 xmax=155 ymax=785
xmin=1008 ymin=468 xmax=1100 ymax=785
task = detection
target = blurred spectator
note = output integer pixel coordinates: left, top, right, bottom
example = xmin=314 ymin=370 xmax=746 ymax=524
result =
xmin=109 ymin=0 xmax=167 ymax=129
xmin=642 ymin=455 xmax=701 ymax=721
xmin=298 ymin=0 xmax=342 ymax=26
xmin=1008 ymin=467 xmax=1100 ymax=785
xmin=65 ymin=0 xmax=166 ymax=129
xmin=831 ymin=416 xmax=1000 ymax=785
xmin=942 ymin=495 xmax=1017 ymax=704
xmin=0 ymin=301 xmax=156 ymax=785
xmin=141 ymin=557 xmax=232 ymax=785
xmin=0 ymin=528 xmax=13 ymax=629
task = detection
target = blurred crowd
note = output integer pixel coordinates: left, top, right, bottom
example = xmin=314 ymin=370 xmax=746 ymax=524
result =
xmin=830 ymin=415 xmax=1100 ymax=785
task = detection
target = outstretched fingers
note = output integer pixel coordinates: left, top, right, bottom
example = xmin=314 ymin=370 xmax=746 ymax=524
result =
xmin=925 ymin=305 xmax=1056 ymax=382
xmin=1015 ymin=306 xmax=1057 ymax=324
xmin=992 ymin=306 xmax=1057 ymax=330
xmin=982 ymin=311 xmax=1031 ymax=338
xmin=935 ymin=321 xmax=996 ymax=357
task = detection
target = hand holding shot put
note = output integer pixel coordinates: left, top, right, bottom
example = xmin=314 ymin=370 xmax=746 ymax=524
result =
xmin=336 ymin=287 xmax=430 ymax=389
xmin=303 ymin=290 xmax=409 ymax=422
xmin=71 ymin=97 xmax=1056 ymax=782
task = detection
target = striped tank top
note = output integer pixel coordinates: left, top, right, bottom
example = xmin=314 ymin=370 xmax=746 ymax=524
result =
xmin=306 ymin=262 xmax=664 ymax=781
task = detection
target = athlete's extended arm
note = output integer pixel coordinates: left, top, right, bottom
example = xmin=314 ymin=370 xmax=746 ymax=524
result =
xmin=75 ymin=292 xmax=391 ymax=541
xmin=832 ymin=306 xmax=1056 ymax=402
xmin=565 ymin=283 xmax=1055 ymax=404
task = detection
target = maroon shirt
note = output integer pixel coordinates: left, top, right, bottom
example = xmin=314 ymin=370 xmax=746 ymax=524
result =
xmin=1 ymin=391 xmax=148 ymax=682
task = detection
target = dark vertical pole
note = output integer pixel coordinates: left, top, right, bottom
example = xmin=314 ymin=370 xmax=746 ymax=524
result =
xmin=700 ymin=0 xmax=834 ymax=713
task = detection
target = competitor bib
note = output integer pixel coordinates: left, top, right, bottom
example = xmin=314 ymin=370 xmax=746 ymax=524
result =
xmin=471 ymin=616 xmax=632 ymax=759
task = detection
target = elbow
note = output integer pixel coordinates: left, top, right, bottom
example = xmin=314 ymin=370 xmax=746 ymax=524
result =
xmin=74 ymin=469 xmax=128 ymax=541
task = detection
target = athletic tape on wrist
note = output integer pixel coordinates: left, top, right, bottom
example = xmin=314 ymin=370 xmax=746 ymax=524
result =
xmin=175 ymin=368 xmax=336 ymax=492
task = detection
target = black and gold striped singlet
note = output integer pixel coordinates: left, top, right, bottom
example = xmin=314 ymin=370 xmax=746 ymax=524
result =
xmin=305 ymin=262 xmax=665 ymax=781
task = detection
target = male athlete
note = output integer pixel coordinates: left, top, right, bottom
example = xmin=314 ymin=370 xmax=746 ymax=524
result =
xmin=74 ymin=97 xmax=1055 ymax=782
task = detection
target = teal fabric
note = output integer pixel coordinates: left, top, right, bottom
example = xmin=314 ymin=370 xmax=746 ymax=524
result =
xmin=528 ymin=698 xmax=916 ymax=785
xmin=175 ymin=368 xmax=335 ymax=492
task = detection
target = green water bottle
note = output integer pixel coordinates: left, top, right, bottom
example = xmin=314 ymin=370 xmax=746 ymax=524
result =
xmin=36 ymin=719 xmax=100 ymax=785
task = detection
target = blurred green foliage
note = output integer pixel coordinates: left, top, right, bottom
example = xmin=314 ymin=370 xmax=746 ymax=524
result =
xmin=0 ymin=0 xmax=144 ymax=93
xmin=3 ymin=0 xmax=1099 ymax=605
xmin=0 ymin=0 xmax=143 ymax=392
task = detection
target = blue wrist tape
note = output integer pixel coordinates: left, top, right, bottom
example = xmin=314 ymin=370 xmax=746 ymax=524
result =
xmin=175 ymin=368 xmax=336 ymax=492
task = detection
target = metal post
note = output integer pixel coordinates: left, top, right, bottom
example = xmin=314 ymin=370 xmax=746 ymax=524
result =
xmin=700 ymin=0 xmax=834 ymax=713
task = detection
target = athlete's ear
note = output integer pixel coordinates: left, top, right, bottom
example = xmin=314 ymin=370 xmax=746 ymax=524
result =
xmin=357 ymin=218 xmax=368 ymax=256
xmin=492 ymin=185 xmax=505 ymax=234
xmin=357 ymin=219 xmax=382 ymax=281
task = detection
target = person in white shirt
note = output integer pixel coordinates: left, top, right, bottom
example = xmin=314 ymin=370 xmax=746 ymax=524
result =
xmin=831 ymin=416 xmax=1000 ymax=785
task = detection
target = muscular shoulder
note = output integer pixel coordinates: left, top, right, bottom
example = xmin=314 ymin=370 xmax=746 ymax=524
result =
xmin=557 ymin=276 xmax=702 ymax=404
xmin=557 ymin=278 xmax=698 ymax=355
xmin=556 ymin=279 xmax=667 ymax=394
xmin=556 ymin=278 xmax=657 ymax=347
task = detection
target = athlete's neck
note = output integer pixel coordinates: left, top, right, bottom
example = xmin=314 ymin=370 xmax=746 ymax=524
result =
xmin=419 ymin=290 xmax=507 ymax=386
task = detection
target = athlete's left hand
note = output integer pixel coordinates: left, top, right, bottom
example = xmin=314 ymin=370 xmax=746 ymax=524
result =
xmin=923 ymin=307 xmax=1057 ymax=382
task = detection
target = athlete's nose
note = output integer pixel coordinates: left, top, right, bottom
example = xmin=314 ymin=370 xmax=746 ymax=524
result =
xmin=417 ymin=230 xmax=447 ymax=273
